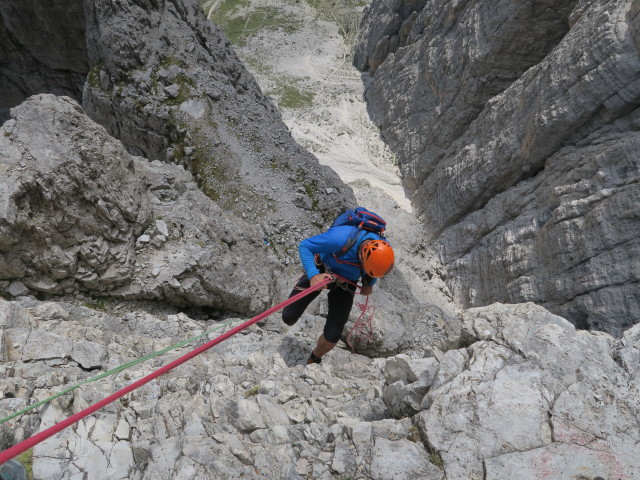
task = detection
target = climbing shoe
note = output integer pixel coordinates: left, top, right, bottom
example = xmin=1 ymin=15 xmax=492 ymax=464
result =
xmin=306 ymin=352 xmax=322 ymax=364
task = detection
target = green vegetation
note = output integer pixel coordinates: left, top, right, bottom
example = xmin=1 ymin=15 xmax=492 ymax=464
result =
xmin=267 ymin=83 xmax=315 ymax=109
xmin=205 ymin=0 xmax=303 ymax=47
xmin=192 ymin=147 xmax=227 ymax=202
xmin=165 ymin=112 xmax=190 ymax=162
xmin=210 ymin=0 xmax=250 ymax=21
xmin=303 ymin=181 xmax=318 ymax=209
xmin=87 ymin=60 xmax=105 ymax=90
xmin=164 ymin=73 xmax=196 ymax=106
xmin=306 ymin=0 xmax=368 ymax=9
xmin=296 ymin=168 xmax=320 ymax=211
xmin=304 ymin=0 xmax=366 ymax=41
xmin=428 ymin=449 xmax=444 ymax=470
xmin=16 ymin=449 xmax=34 ymax=480
xmin=268 ymin=156 xmax=292 ymax=171
xmin=147 ymin=57 xmax=195 ymax=105
xmin=243 ymin=385 xmax=260 ymax=397
xmin=83 ymin=297 xmax=108 ymax=311
xmin=159 ymin=56 xmax=187 ymax=69
xmin=164 ymin=111 xmax=255 ymax=213
xmin=408 ymin=424 xmax=421 ymax=442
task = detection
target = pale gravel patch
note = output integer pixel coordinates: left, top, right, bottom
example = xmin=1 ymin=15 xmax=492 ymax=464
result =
xmin=229 ymin=0 xmax=411 ymax=211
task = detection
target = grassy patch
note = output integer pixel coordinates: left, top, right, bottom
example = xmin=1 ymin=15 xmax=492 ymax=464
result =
xmin=213 ymin=0 xmax=251 ymax=19
xmin=207 ymin=0 xmax=303 ymax=47
xmin=267 ymin=83 xmax=315 ymax=109
xmin=164 ymin=112 xmax=252 ymax=211
xmin=428 ymin=451 xmax=444 ymax=469
xmin=192 ymin=148 xmax=227 ymax=202
xmin=160 ymin=56 xmax=187 ymax=69
xmin=83 ymin=297 xmax=108 ymax=311
xmin=304 ymin=0 xmax=366 ymax=40
xmin=87 ymin=60 xmax=105 ymax=90
xmin=16 ymin=448 xmax=34 ymax=479
xmin=296 ymin=168 xmax=320 ymax=211
xmin=243 ymin=385 xmax=260 ymax=398
xmin=162 ymin=73 xmax=196 ymax=106
xmin=408 ymin=425 xmax=421 ymax=442
xmin=267 ymin=156 xmax=292 ymax=171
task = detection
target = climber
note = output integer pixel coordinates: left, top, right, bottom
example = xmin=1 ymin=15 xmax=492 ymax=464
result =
xmin=281 ymin=223 xmax=394 ymax=365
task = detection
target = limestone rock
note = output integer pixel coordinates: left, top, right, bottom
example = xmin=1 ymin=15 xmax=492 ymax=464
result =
xmin=82 ymin=0 xmax=353 ymax=243
xmin=0 ymin=0 xmax=88 ymax=122
xmin=0 ymin=94 xmax=283 ymax=313
xmin=355 ymin=0 xmax=640 ymax=335
xmin=0 ymin=94 xmax=150 ymax=296
xmin=1 ymin=0 xmax=361 ymax=312
xmin=370 ymin=437 xmax=441 ymax=480
xmin=375 ymin=302 xmax=640 ymax=480
xmin=0 ymin=297 xmax=398 ymax=479
xmin=3 ymin=298 xmax=640 ymax=479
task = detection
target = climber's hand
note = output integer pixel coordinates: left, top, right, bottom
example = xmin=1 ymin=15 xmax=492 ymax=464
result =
xmin=310 ymin=273 xmax=333 ymax=289
xmin=360 ymin=285 xmax=373 ymax=296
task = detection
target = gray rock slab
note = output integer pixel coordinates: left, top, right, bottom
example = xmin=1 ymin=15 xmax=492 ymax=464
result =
xmin=370 ymin=437 xmax=442 ymax=480
xmin=355 ymin=0 xmax=640 ymax=335
xmin=485 ymin=443 xmax=638 ymax=480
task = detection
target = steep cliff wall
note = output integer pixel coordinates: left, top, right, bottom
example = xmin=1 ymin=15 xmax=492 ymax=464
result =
xmin=355 ymin=0 xmax=640 ymax=335
xmin=0 ymin=0 xmax=356 ymax=309
xmin=0 ymin=0 xmax=88 ymax=122
xmin=80 ymin=0 xmax=354 ymax=274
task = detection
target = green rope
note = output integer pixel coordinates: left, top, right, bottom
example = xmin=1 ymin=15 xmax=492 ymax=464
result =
xmin=0 ymin=317 xmax=242 ymax=425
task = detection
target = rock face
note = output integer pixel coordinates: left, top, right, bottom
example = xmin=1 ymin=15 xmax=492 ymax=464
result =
xmin=81 ymin=0 xmax=349 ymax=241
xmin=3 ymin=0 xmax=639 ymax=478
xmin=385 ymin=302 xmax=640 ymax=480
xmin=0 ymin=95 xmax=151 ymax=296
xmin=0 ymin=298 xmax=438 ymax=480
xmin=0 ymin=0 xmax=357 ymax=309
xmin=2 ymin=298 xmax=638 ymax=479
xmin=0 ymin=0 xmax=88 ymax=122
xmin=0 ymin=94 xmax=289 ymax=314
xmin=354 ymin=0 xmax=640 ymax=335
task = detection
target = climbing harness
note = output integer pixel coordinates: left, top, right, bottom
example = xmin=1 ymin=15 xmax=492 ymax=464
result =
xmin=0 ymin=275 xmax=334 ymax=465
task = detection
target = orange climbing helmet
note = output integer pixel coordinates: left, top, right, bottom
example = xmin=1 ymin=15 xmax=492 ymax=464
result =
xmin=360 ymin=239 xmax=395 ymax=278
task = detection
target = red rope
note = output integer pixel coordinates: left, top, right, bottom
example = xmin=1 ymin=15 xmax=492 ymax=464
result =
xmin=329 ymin=273 xmax=375 ymax=354
xmin=346 ymin=295 xmax=375 ymax=353
xmin=0 ymin=276 xmax=334 ymax=465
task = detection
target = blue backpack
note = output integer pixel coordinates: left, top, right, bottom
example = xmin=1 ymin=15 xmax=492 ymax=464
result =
xmin=331 ymin=207 xmax=387 ymax=257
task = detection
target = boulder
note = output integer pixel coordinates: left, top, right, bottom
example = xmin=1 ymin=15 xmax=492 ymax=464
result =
xmin=376 ymin=302 xmax=640 ymax=480
xmin=0 ymin=94 xmax=283 ymax=313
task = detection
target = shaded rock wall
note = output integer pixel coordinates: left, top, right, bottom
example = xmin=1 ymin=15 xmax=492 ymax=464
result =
xmin=0 ymin=0 xmax=88 ymax=122
xmin=355 ymin=0 xmax=640 ymax=335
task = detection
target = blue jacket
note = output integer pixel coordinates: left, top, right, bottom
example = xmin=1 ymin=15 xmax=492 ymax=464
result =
xmin=298 ymin=225 xmax=381 ymax=284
